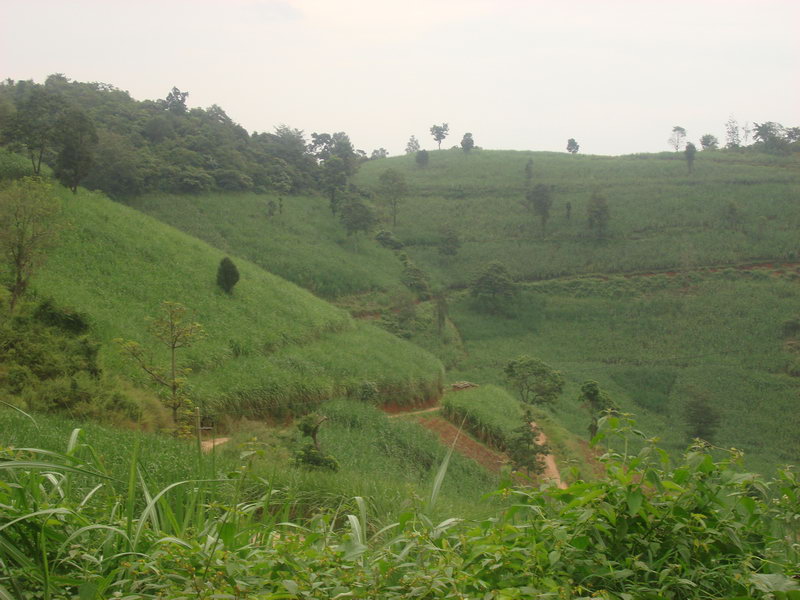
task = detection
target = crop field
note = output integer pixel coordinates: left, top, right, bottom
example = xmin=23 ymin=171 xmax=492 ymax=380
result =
xmin=446 ymin=270 xmax=800 ymax=474
xmin=357 ymin=150 xmax=800 ymax=285
xmin=30 ymin=187 xmax=444 ymax=416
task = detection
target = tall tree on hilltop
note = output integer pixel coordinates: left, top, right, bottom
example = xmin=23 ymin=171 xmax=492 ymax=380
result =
xmin=164 ymin=87 xmax=189 ymax=114
xmin=429 ymin=123 xmax=449 ymax=150
xmin=566 ymin=138 xmax=580 ymax=154
xmin=725 ymin=117 xmax=741 ymax=149
xmin=668 ymin=126 xmax=687 ymax=151
xmin=700 ymin=134 xmax=718 ymax=150
xmin=461 ymin=132 xmax=475 ymax=153
xmin=405 ymin=135 xmax=420 ymax=154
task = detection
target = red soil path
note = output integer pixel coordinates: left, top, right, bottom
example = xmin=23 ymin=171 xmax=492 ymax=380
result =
xmin=415 ymin=416 xmax=507 ymax=473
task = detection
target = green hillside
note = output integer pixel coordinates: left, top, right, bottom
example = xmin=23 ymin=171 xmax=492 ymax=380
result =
xmin=30 ymin=185 xmax=443 ymax=418
xmin=127 ymin=148 xmax=800 ymax=473
xmin=355 ymin=149 xmax=800 ymax=285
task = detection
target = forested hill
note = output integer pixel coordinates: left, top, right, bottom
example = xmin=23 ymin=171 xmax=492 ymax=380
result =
xmin=0 ymin=74 xmax=371 ymax=199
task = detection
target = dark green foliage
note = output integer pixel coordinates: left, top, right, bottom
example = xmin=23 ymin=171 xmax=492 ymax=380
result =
xmin=780 ymin=316 xmax=800 ymax=338
xmin=377 ymin=168 xmax=407 ymax=226
xmin=293 ymin=413 xmax=339 ymax=471
xmin=374 ymin=229 xmax=404 ymax=250
xmin=2 ymin=85 xmax=66 ymax=174
xmin=506 ymin=409 xmax=548 ymax=474
xmin=399 ymin=253 xmax=431 ymax=299
xmin=54 ymin=106 xmax=98 ymax=193
xmin=685 ymin=141 xmax=697 ymax=174
xmin=504 ymin=355 xmax=565 ymax=405
xmin=469 ymin=261 xmax=515 ymax=313
xmin=523 ymin=183 xmax=554 ymax=233
xmin=216 ymin=256 xmax=240 ymax=293
xmin=0 ymin=77 xmax=357 ymax=199
xmin=460 ymin=132 xmax=474 ymax=153
xmin=415 ymin=149 xmax=429 ymax=168
xmin=566 ymin=138 xmax=579 ymax=154
xmin=578 ymin=380 xmax=617 ymax=439
xmin=700 ymin=134 xmax=719 ymax=150
xmin=684 ymin=395 xmax=721 ymax=442
xmin=437 ymin=225 xmax=460 ymax=256
xmin=586 ymin=192 xmax=610 ymax=238
xmin=339 ymin=196 xmax=374 ymax=243
xmin=33 ymin=298 xmax=90 ymax=334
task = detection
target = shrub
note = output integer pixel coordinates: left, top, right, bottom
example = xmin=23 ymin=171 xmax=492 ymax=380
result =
xmin=216 ymin=257 xmax=240 ymax=293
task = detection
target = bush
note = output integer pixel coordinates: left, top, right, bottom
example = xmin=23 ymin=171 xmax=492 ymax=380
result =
xmin=216 ymin=257 xmax=240 ymax=293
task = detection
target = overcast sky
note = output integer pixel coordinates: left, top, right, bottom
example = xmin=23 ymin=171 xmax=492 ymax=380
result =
xmin=2 ymin=0 xmax=798 ymax=156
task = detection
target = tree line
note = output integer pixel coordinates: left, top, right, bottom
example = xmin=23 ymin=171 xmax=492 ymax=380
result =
xmin=0 ymin=74 xmax=379 ymax=201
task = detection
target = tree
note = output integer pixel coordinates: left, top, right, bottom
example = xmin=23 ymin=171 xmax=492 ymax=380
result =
xmin=216 ymin=257 xmax=240 ymax=293
xmin=524 ymin=184 xmax=554 ymax=234
xmin=668 ymin=126 xmax=687 ymax=151
xmin=164 ymin=87 xmax=189 ymax=114
xmin=3 ymin=86 xmax=67 ymax=174
xmin=321 ymin=155 xmax=348 ymax=214
xmin=461 ymin=132 xmax=474 ymax=153
xmin=506 ymin=409 xmax=548 ymax=475
xmin=578 ymin=380 xmax=616 ymax=439
xmin=700 ymin=134 xmax=719 ymax=150
xmin=339 ymin=196 xmax=374 ymax=249
xmin=566 ymin=138 xmax=580 ymax=154
xmin=405 ymin=135 xmax=420 ymax=154
xmin=469 ymin=261 xmax=515 ymax=313
xmin=437 ymin=225 xmax=460 ymax=256
xmin=293 ymin=413 xmax=339 ymax=471
xmin=725 ymin=117 xmax=741 ymax=149
xmin=429 ymin=123 xmax=449 ymax=149
xmin=0 ymin=177 xmax=62 ymax=313
xmin=524 ymin=158 xmax=533 ymax=183
xmin=370 ymin=148 xmax=388 ymax=160
xmin=415 ymin=149 xmax=429 ymax=168
xmin=684 ymin=142 xmax=697 ymax=174
xmin=116 ymin=301 xmax=205 ymax=424
xmin=503 ymin=355 xmax=565 ymax=406
xmin=684 ymin=396 xmax=720 ymax=443
xmin=587 ymin=192 xmax=610 ymax=239
xmin=378 ymin=168 xmax=408 ymax=226
xmin=54 ymin=107 xmax=98 ymax=193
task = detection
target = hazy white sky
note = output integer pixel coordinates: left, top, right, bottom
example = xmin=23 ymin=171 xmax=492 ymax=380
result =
xmin=2 ymin=0 xmax=798 ymax=155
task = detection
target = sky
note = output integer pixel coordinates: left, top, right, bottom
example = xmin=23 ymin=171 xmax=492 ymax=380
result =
xmin=1 ymin=0 xmax=798 ymax=156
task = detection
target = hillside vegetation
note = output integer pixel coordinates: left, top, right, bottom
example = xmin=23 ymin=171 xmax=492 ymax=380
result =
xmin=25 ymin=183 xmax=443 ymax=418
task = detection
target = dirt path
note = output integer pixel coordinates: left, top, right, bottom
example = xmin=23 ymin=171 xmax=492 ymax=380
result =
xmin=531 ymin=422 xmax=567 ymax=489
xmin=416 ymin=416 xmax=506 ymax=473
xmin=201 ymin=437 xmax=230 ymax=452
xmin=388 ymin=405 xmax=441 ymax=418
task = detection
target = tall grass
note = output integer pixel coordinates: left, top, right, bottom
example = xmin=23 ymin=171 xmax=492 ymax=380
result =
xmin=2 ymin=411 xmax=797 ymax=598
xmin=29 ymin=186 xmax=443 ymax=418
xmin=446 ymin=273 xmax=800 ymax=474
xmin=441 ymin=385 xmax=522 ymax=450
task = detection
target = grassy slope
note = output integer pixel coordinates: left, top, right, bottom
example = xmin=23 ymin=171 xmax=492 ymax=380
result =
xmin=447 ymin=272 xmax=800 ymax=473
xmin=104 ymin=149 xmax=800 ymax=473
xmin=127 ymin=191 xmax=405 ymax=298
xmin=356 ymin=149 xmax=800 ymax=285
xmin=32 ymin=186 xmax=443 ymax=416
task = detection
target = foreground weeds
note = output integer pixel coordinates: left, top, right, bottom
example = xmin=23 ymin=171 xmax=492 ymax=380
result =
xmin=1 ymin=416 xmax=798 ymax=599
